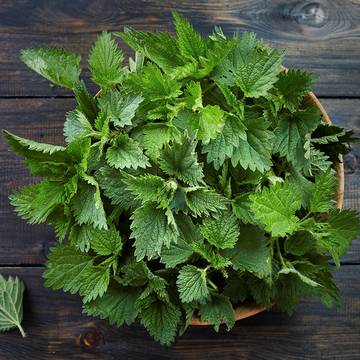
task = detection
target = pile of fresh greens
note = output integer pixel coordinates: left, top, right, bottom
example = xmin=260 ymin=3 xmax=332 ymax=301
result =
xmin=4 ymin=12 xmax=360 ymax=345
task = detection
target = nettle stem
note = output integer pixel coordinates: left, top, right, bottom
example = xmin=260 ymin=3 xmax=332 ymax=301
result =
xmin=276 ymin=238 xmax=286 ymax=267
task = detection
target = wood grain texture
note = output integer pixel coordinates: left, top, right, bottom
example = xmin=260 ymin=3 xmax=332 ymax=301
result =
xmin=0 ymin=0 xmax=359 ymax=97
xmin=1 ymin=98 xmax=359 ymax=265
xmin=0 ymin=266 xmax=358 ymax=360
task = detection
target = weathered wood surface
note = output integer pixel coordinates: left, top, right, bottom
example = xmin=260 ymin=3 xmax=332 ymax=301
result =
xmin=0 ymin=0 xmax=360 ymax=97
xmin=0 ymin=266 xmax=358 ymax=360
xmin=1 ymin=98 xmax=359 ymax=265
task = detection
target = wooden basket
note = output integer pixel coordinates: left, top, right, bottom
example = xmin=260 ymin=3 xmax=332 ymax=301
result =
xmin=190 ymin=72 xmax=345 ymax=326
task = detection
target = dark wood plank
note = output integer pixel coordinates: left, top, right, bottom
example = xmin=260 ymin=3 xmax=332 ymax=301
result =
xmin=1 ymin=98 xmax=360 ymax=264
xmin=0 ymin=266 xmax=359 ymax=359
xmin=0 ymin=0 xmax=360 ymax=97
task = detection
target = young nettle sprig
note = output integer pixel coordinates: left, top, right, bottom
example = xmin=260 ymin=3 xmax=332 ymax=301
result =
xmin=4 ymin=12 xmax=360 ymax=345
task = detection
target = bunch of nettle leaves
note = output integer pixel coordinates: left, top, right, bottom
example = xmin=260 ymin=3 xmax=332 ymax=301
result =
xmin=4 ymin=13 xmax=360 ymax=345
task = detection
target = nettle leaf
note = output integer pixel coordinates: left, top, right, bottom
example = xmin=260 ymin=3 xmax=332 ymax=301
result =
xmin=231 ymin=112 xmax=273 ymax=173
xmin=89 ymin=225 xmax=122 ymax=256
xmin=250 ymin=181 xmax=302 ymax=237
xmin=98 ymin=90 xmax=143 ymax=128
xmin=184 ymin=187 xmax=228 ymax=217
xmin=122 ymin=173 xmax=177 ymax=208
xmin=83 ymin=286 xmax=140 ymax=326
xmin=106 ymin=134 xmax=150 ymax=170
xmin=200 ymin=211 xmax=240 ymax=249
xmin=198 ymin=294 xmax=235 ymax=332
xmin=192 ymin=243 xmax=231 ymax=270
xmin=202 ymin=114 xmax=246 ymax=169
xmin=180 ymin=106 xmax=225 ymax=144
xmin=0 ymin=275 xmax=26 ymax=337
xmin=143 ymin=123 xmax=181 ymax=159
xmin=285 ymin=230 xmax=315 ymax=256
xmin=159 ymin=134 xmax=204 ymax=186
xmin=64 ymin=109 xmax=93 ymax=143
xmin=173 ymin=11 xmax=207 ymax=60
xmin=10 ymin=180 xmax=65 ymax=225
xmin=214 ymin=32 xmax=283 ymax=98
xmin=95 ymin=166 xmax=140 ymax=210
xmin=160 ymin=215 xmax=202 ymax=268
xmin=139 ymin=297 xmax=181 ymax=346
xmin=89 ymin=31 xmax=124 ymax=88
xmin=316 ymin=209 xmax=360 ymax=267
xmin=177 ymin=265 xmax=210 ymax=303
xmin=71 ymin=180 xmax=108 ymax=230
xmin=275 ymin=69 xmax=314 ymax=112
xmin=73 ymin=80 xmax=99 ymax=121
xmin=130 ymin=205 xmax=179 ymax=260
xmin=44 ymin=244 xmax=110 ymax=303
xmin=310 ymin=170 xmax=336 ymax=213
xmin=223 ymin=224 xmax=271 ymax=278
xmin=20 ymin=47 xmax=81 ymax=89
xmin=273 ymin=107 xmax=322 ymax=171
xmin=126 ymin=63 xmax=182 ymax=101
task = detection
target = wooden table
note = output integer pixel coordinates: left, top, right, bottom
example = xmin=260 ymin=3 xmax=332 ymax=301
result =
xmin=0 ymin=1 xmax=359 ymax=359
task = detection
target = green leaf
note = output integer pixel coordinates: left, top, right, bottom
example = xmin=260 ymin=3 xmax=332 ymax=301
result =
xmin=275 ymin=69 xmax=314 ymax=112
xmin=97 ymin=90 xmax=143 ymax=127
xmin=126 ymin=63 xmax=182 ymax=101
xmin=83 ymin=286 xmax=140 ymax=326
xmin=231 ymin=113 xmax=273 ymax=173
xmin=202 ymin=114 xmax=246 ymax=169
xmin=64 ymin=109 xmax=93 ymax=143
xmin=73 ymin=80 xmax=99 ymax=121
xmin=88 ymin=31 xmax=124 ymax=88
xmin=192 ymin=243 xmax=231 ymax=270
xmin=173 ymin=11 xmax=207 ymax=60
xmin=71 ymin=180 xmax=108 ymax=230
xmin=200 ymin=211 xmax=240 ymax=249
xmin=122 ymin=173 xmax=176 ymax=208
xmin=284 ymin=230 xmax=315 ymax=256
xmin=198 ymin=294 xmax=235 ymax=332
xmin=160 ymin=215 xmax=202 ymax=268
xmin=20 ymin=47 xmax=81 ymax=89
xmin=310 ymin=170 xmax=336 ymax=213
xmin=232 ymin=192 xmax=256 ymax=224
xmin=95 ymin=166 xmax=140 ymax=210
xmin=10 ymin=180 xmax=65 ymax=225
xmin=139 ymin=298 xmax=181 ymax=346
xmin=130 ymin=205 xmax=179 ymax=260
xmin=44 ymin=244 xmax=110 ymax=303
xmin=118 ymin=28 xmax=185 ymax=77
xmin=184 ymin=187 xmax=228 ymax=217
xmin=214 ymin=32 xmax=283 ymax=98
xmin=250 ymin=181 xmax=302 ymax=237
xmin=184 ymin=81 xmax=202 ymax=111
xmin=106 ymin=133 xmax=150 ymax=170
xmin=177 ymin=265 xmax=210 ymax=303
xmin=143 ymin=123 xmax=181 ymax=159
xmin=4 ymin=130 xmax=66 ymax=157
xmin=223 ymin=224 xmax=271 ymax=278
xmin=0 ymin=275 xmax=26 ymax=337
xmin=159 ymin=134 xmax=204 ymax=186
xmin=89 ymin=225 xmax=122 ymax=256
xmin=316 ymin=209 xmax=360 ymax=267
xmin=273 ymin=108 xmax=322 ymax=170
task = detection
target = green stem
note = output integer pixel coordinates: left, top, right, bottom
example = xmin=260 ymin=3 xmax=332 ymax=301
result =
xmin=276 ymin=238 xmax=286 ymax=267
xmin=17 ymin=323 xmax=26 ymax=338
xmin=207 ymin=277 xmax=218 ymax=291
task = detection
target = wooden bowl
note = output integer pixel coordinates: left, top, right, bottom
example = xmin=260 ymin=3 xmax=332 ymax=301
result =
xmin=189 ymin=69 xmax=345 ymax=326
